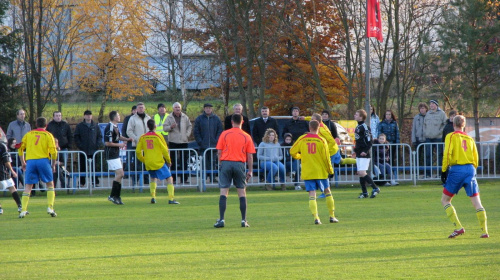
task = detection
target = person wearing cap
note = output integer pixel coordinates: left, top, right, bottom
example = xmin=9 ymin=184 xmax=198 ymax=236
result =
xmin=163 ymin=102 xmax=192 ymax=183
xmin=194 ymin=103 xmax=223 ymax=182
xmin=6 ymin=109 xmax=31 ymax=143
xmin=154 ymin=103 xmax=169 ymax=143
xmin=423 ymin=99 xmax=447 ymax=177
xmin=74 ymin=110 xmax=102 ymax=188
xmin=224 ymin=103 xmax=250 ymax=135
xmin=251 ymin=106 xmax=279 ymax=146
xmin=321 ymin=110 xmax=340 ymax=140
xmin=283 ymin=106 xmax=309 ymax=142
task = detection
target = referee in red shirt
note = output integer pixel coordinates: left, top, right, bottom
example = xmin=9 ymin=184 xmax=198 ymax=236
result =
xmin=213 ymin=114 xmax=256 ymax=228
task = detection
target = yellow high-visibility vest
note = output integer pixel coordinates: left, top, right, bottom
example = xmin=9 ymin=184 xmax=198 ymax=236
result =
xmin=154 ymin=113 xmax=169 ymax=136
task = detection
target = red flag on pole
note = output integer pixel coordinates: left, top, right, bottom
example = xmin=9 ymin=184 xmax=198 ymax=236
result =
xmin=367 ymin=0 xmax=383 ymax=42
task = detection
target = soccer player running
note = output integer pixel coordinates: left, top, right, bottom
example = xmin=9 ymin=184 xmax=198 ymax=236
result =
xmin=105 ymin=111 xmax=132 ymax=205
xmin=0 ymin=141 xmax=22 ymax=215
xmin=353 ymin=109 xmax=380 ymax=199
xmin=290 ymin=120 xmax=337 ymax=225
xmin=136 ymin=120 xmax=179 ymax=204
xmin=441 ymin=115 xmax=488 ymax=238
xmin=18 ymin=117 xmax=58 ymax=218
xmin=214 ymin=114 xmax=256 ymax=228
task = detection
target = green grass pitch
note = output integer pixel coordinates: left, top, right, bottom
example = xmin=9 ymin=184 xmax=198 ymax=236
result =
xmin=1 ymin=182 xmax=499 ymax=279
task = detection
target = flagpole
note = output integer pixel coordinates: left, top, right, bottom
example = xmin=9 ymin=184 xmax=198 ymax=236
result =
xmin=365 ymin=0 xmax=371 ymax=126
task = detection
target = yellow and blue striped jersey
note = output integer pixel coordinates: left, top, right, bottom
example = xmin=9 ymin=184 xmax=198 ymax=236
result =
xmin=442 ymin=131 xmax=478 ymax=172
xmin=136 ymin=131 xmax=171 ymax=170
xmin=290 ymin=133 xmax=333 ymax=180
xmin=19 ymin=129 xmax=57 ymax=160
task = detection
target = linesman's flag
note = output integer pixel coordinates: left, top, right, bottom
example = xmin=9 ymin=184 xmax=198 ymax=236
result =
xmin=367 ymin=0 xmax=383 ymax=42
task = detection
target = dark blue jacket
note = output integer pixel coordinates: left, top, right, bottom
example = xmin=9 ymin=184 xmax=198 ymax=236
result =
xmin=283 ymin=118 xmax=309 ymax=142
xmin=377 ymin=119 xmax=400 ymax=143
xmin=194 ymin=113 xmax=223 ymax=150
xmin=74 ymin=120 xmax=102 ymax=156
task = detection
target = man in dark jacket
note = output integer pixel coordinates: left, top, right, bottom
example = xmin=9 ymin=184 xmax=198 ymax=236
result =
xmin=47 ymin=111 xmax=73 ymax=188
xmin=321 ymin=110 xmax=339 ymax=140
xmin=442 ymin=110 xmax=457 ymax=142
xmin=251 ymin=106 xmax=279 ymax=146
xmin=121 ymin=105 xmax=137 ymax=182
xmin=283 ymin=107 xmax=309 ymax=142
xmin=74 ymin=110 xmax=102 ymax=187
xmin=194 ymin=103 xmax=223 ymax=181
xmin=224 ymin=103 xmax=250 ymax=135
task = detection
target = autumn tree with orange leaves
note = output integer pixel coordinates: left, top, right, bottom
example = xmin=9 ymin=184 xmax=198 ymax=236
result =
xmin=73 ymin=0 xmax=154 ymax=122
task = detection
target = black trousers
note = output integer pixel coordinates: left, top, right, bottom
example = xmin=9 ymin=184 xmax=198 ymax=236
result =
xmin=169 ymin=142 xmax=189 ymax=182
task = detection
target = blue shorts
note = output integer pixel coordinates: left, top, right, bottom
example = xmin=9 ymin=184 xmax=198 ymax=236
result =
xmin=304 ymin=179 xmax=329 ymax=192
xmin=148 ymin=164 xmax=172 ymax=180
xmin=25 ymin=158 xmax=53 ymax=184
xmin=444 ymin=164 xmax=479 ymax=197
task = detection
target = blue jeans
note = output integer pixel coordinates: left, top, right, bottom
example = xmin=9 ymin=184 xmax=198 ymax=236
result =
xmin=260 ymin=161 xmax=285 ymax=186
xmin=284 ymin=158 xmax=300 ymax=183
xmin=425 ymin=138 xmax=443 ymax=176
xmin=376 ymin=163 xmax=393 ymax=180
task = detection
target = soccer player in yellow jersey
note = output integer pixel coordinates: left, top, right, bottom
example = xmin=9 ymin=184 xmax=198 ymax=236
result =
xmin=18 ymin=117 xmax=58 ymax=218
xmin=290 ymin=120 xmax=337 ymax=225
xmin=441 ymin=115 xmax=488 ymax=238
xmin=136 ymin=120 xmax=179 ymax=204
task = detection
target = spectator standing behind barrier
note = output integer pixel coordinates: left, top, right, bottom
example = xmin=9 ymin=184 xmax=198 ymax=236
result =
xmin=7 ymin=138 xmax=24 ymax=189
xmin=213 ymin=114 xmax=256 ymax=228
xmin=163 ymin=102 xmax=192 ymax=183
xmin=423 ymin=100 xmax=447 ymax=177
xmin=370 ymin=105 xmax=380 ymax=139
xmin=224 ymin=103 xmax=251 ymax=135
xmin=127 ymin=102 xmax=151 ymax=184
xmin=105 ymin=111 xmax=132 ymax=205
xmin=283 ymin=107 xmax=309 ymax=142
xmin=7 ymin=109 xmax=31 ymax=143
xmin=74 ymin=110 xmax=102 ymax=188
xmin=411 ymin=102 xmax=428 ymax=149
xmin=194 ymin=103 xmax=222 ymax=182
xmin=47 ymin=111 xmax=73 ymax=189
xmin=154 ymin=103 xmax=169 ymax=144
xmin=252 ymin=106 xmax=279 ymax=146
xmin=121 ymin=105 xmax=137 ymax=183
xmin=377 ymin=110 xmax=400 ymax=166
xmin=440 ymin=115 xmax=488 ymax=239
xmin=0 ymin=126 xmax=6 ymax=144
xmin=321 ymin=110 xmax=340 ymax=140
xmin=18 ymin=117 xmax=58 ymax=218
xmin=442 ymin=110 xmax=457 ymax=142
xmin=257 ymin=128 xmax=285 ymax=191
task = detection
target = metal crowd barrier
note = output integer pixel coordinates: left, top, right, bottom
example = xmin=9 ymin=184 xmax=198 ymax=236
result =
xmin=8 ymin=150 xmax=88 ymax=193
xmin=92 ymin=148 xmax=201 ymax=193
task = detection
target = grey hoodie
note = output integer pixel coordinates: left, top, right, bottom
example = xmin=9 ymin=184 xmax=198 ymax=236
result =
xmin=423 ymin=108 xmax=447 ymax=140
xmin=257 ymin=142 xmax=283 ymax=162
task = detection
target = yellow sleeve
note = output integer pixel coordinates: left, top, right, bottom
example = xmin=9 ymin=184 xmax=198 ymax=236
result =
xmin=136 ymin=137 xmax=145 ymax=163
xmin=321 ymin=138 xmax=334 ymax=175
xmin=290 ymin=137 xmax=302 ymax=160
xmin=304 ymin=116 xmax=312 ymax=121
xmin=48 ymin=133 xmax=58 ymax=160
xmin=472 ymin=140 xmax=479 ymax=169
xmin=319 ymin=127 xmax=338 ymax=156
xmin=19 ymin=133 xmax=28 ymax=157
xmin=442 ymin=134 xmax=451 ymax=172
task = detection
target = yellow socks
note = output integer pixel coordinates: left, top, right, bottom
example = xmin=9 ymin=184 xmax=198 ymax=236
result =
xmin=476 ymin=208 xmax=488 ymax=235
xmin=167 ymin=184 xmax=175 ymax=201
xmin=22 ymin=193 xmax=30 ymax=212
xmin=309 ymin=196 xmax=319 ymax=220
xmin=325 ymin=193 xmax=335 ymax=218
xmin=150 ymin=182 xmax=157 ymax=199
xmin=444 ymin=204 xmax=463 ymax=229
xmin=47 ymin=187 xmax=55 ymax=209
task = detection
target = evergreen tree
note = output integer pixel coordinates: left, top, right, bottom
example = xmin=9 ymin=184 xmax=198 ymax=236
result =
xmin=0 ymin=0 xmax=21 ymax=129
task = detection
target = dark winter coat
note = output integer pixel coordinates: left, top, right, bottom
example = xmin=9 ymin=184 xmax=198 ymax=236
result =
xmin=442 ymin=119 xmax=454 ymax=142
xmin=283 ymin=118 xmax=309 ymax=142
xmin=193 ymin=113 xmax=223 ymax=150
xmin=322 ymin=119 xmax=339 ymax=139
xmin=377 ymin=119 xmax=400 ymax=143
xmin=47 ymin=120 xmax=73 ymax=149
xmin=372 ymin=139 xmax=389 ymax=164
xmin=252 ymin=117 xmax=279 ymax=146
xmin=74 ymin=120 xmax=102 ymax=156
